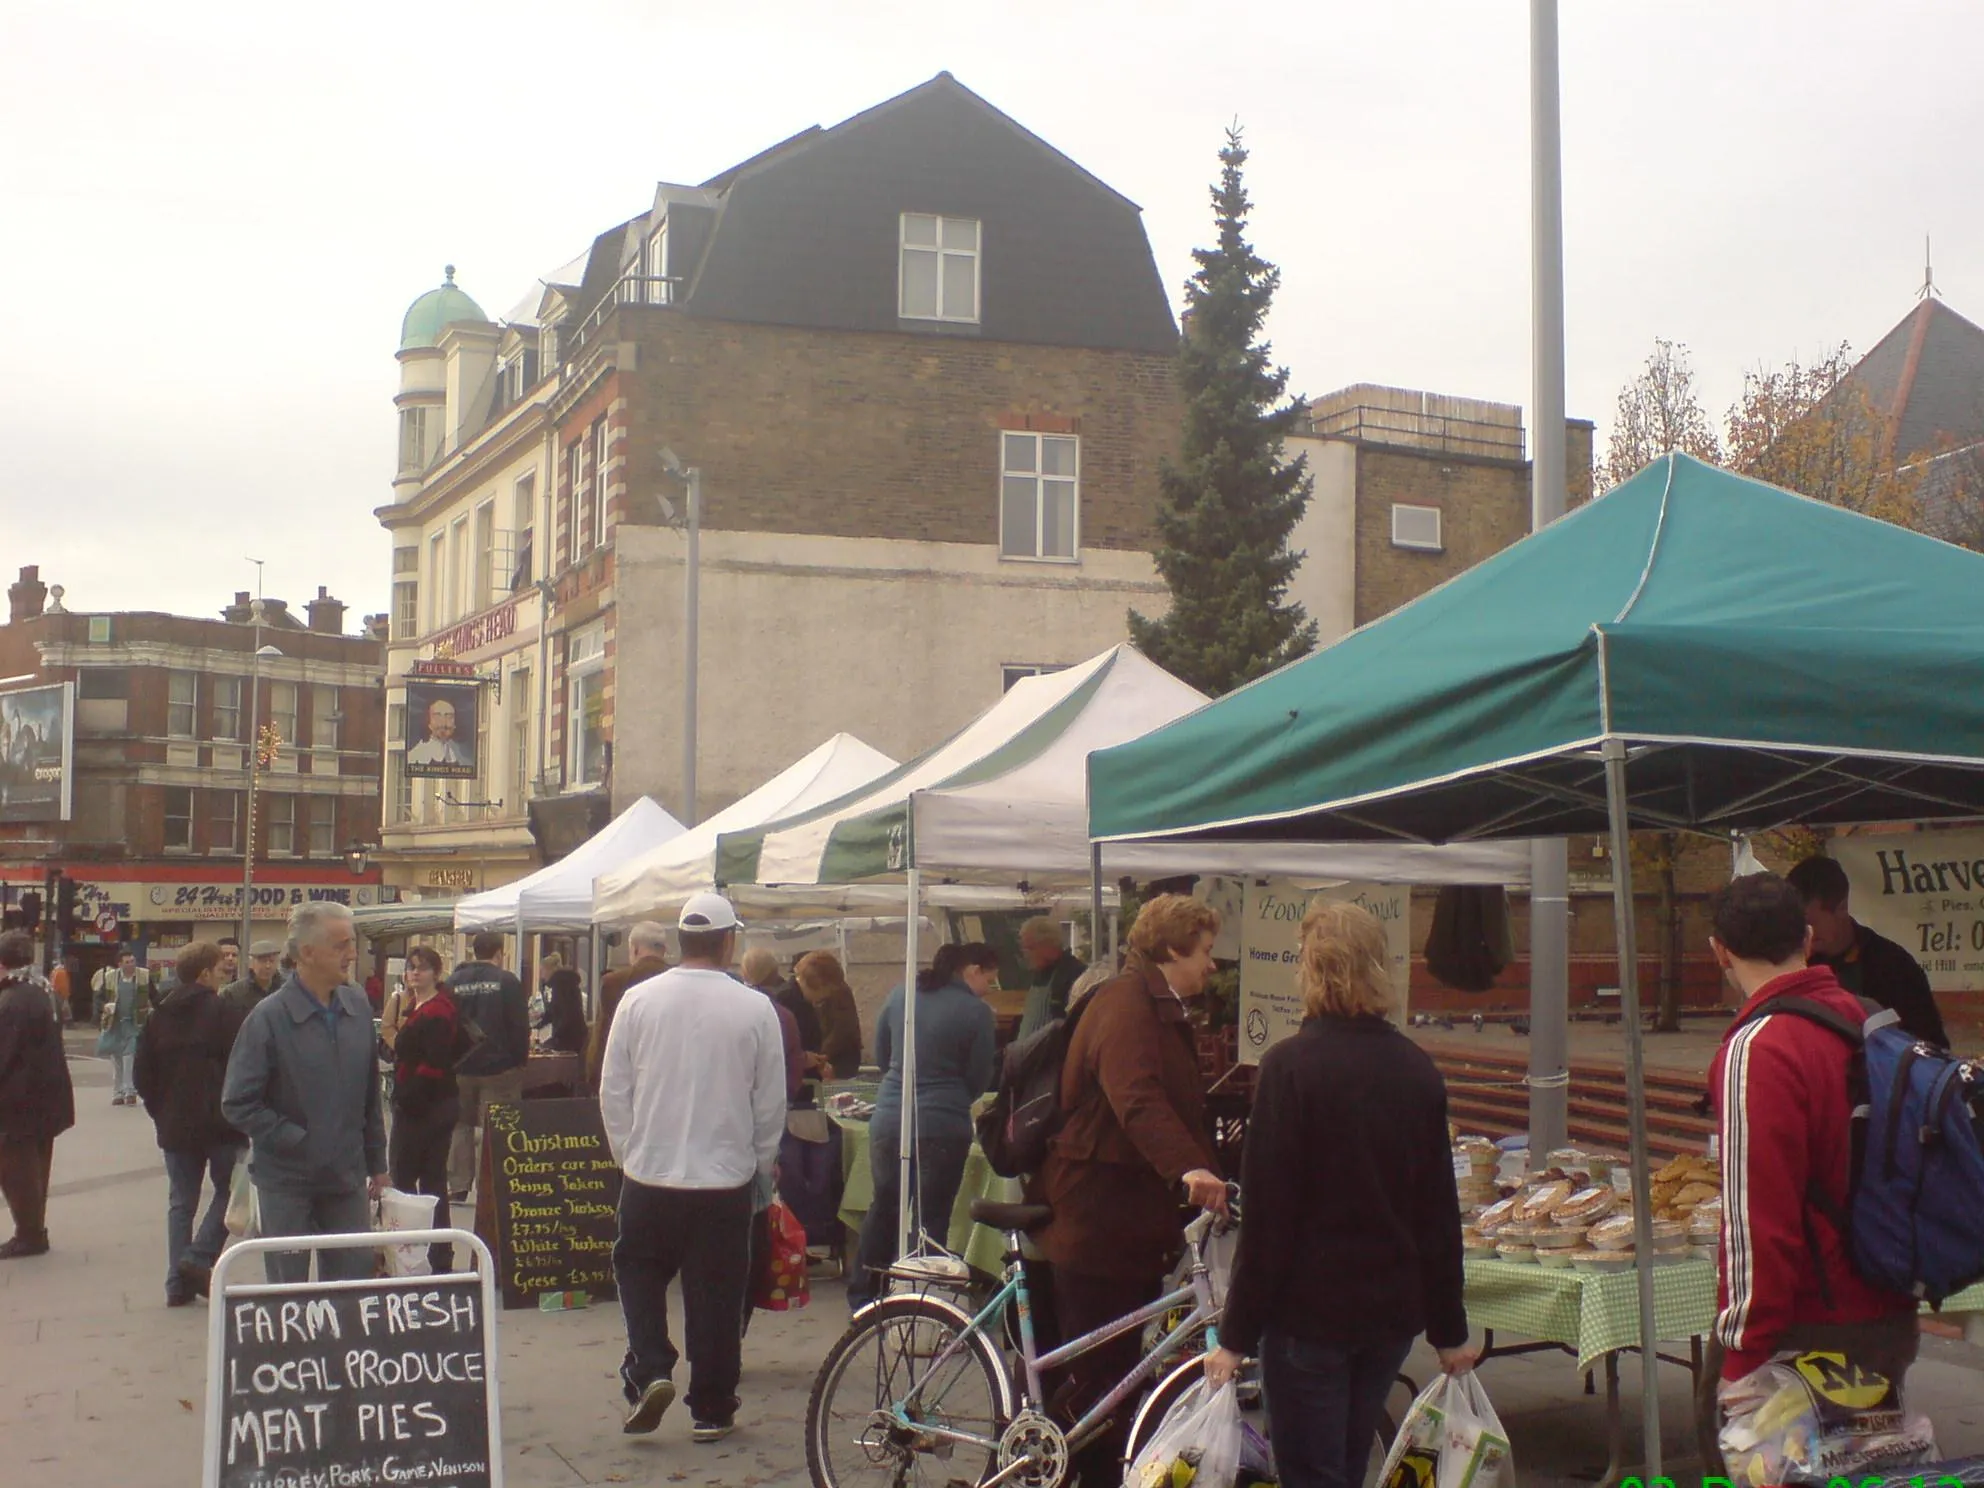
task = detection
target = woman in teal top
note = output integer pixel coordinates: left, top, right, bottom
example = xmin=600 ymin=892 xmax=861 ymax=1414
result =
xmin=93 ymin=952 xmax=150 ymax=1105
xmin=848 ymin=942 xmax=999 ymax=1310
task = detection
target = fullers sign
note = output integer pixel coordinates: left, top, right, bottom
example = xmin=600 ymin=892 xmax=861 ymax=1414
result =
xmin=205 ymin=1267 xmax=500 ymax=1488
xmin=1833 ymin=829 xmax=1984 ymax=994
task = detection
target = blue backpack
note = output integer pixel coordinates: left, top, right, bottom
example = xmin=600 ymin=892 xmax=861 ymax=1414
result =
xmin=1738 ymin=996 xmax=1984 ymax=1306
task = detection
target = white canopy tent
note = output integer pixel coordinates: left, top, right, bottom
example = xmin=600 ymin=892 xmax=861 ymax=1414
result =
xmin=455 ymin=795 xmax=686 ymax=935
xmin=714 ymin=645 xmax=1531 ymax=1255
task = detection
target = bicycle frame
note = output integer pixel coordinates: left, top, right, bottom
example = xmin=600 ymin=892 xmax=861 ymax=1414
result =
xmin=887 ymin=1217 xmax=1221 ymax=1459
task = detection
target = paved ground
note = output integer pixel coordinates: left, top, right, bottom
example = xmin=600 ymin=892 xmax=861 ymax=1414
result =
xmin=6 ymin=1036 xmax=1982 ymax=1487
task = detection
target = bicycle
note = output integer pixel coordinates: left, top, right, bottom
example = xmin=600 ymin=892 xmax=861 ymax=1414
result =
xmin=805 ymin=1194 xmax=1235 ymax=1488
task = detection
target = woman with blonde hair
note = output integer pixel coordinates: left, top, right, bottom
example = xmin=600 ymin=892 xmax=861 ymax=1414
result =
xmin=793 ymin=950 xmax=862 ymax=1079
xmin=1207 ymin=899 xmax=1475 ymax=1488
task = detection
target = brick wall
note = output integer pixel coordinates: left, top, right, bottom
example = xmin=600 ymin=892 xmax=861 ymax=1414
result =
xmin=608 ymin=308 xmax=1180 ymax=550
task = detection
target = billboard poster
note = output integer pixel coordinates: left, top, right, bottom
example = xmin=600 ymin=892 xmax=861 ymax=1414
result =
xmin=403 ymin=680 xmax=479 ymax=780
xmin=0 ymin=681 xmax=74 ymax=822
xmin=1830 ymin=829 xmax=1984 ymax=994
xmin=1238 ymin=879 xmax=1410 ymax=1064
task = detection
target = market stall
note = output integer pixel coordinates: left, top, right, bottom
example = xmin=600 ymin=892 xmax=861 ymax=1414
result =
xmin=1089 ymin=453 xmax=1984 ymax=1474
xmin=716 ymin=643 xmax=1532 ymax=1256
xmin=455 ymin=794 xmax=684 ymax=934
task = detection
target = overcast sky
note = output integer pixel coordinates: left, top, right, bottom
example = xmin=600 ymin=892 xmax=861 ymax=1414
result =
xmin=4 ymin=0 xmax=1978 ymax=623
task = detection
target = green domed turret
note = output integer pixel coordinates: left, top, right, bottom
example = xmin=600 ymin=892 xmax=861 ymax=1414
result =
xmin=399 ymin=266 xmax=488 ymax=350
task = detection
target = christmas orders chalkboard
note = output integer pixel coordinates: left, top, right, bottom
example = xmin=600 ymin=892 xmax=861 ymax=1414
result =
xmin=476 ymin=1098 xmax=621 ymax=1309
xmin=209 ymin=1271 xmax=496 ymax=1488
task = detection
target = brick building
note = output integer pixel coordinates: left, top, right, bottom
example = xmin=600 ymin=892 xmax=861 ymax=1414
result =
xmin=374 ymin=73 xmax=1180 ymax=905
xmin=0 ymin=565 xmax=384 ymax=997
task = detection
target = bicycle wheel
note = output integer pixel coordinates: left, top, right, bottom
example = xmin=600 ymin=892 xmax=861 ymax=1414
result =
xmin=806 ymin=1294 xmax=1016 ymax=1488
xmin=1124 ymin=1355 xmax=1397 ymax=1488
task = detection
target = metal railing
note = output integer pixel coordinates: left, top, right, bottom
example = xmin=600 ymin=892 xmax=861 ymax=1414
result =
xmin=1301 ymin=403 xmax=1526 ymax=462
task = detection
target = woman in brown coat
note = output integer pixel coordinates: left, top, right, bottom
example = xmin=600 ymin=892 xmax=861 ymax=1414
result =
xmin=794 ymin=951 xmax=863 ymax=1079
xmin=1032 ymin=894 xmax=1226 ymax=1486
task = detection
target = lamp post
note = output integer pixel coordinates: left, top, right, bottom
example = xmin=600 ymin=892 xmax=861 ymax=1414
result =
xmin=239 ymin=636 xmax=283 ymax=952
xmin=658 ymin=448 xmax=702 ymax=827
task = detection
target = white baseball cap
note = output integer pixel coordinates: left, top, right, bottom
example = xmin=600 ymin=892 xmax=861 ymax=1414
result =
xmin=678 ymin=892 xmax=741 ymax=933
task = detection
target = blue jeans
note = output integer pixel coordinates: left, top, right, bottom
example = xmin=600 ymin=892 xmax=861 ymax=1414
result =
xmin=109 ymin=1052 xmax=135 ymax=1099
xmin=256 ymin=1185 xmax=375 ymax=1283
xmin=164 ymin=1143 xmax=241 ymax=1294
xmin=1259 ymin=1329 xmax=1416 ymax=1488
xmin=848 ymin=1125 xmax=972 ymax=1309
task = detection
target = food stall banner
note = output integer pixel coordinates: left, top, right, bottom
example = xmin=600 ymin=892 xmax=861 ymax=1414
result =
xmin=1238 ymin=878 xmax=1410 ymax=1064
xmin=1830 ymin=829 xmax=1984 ymax=994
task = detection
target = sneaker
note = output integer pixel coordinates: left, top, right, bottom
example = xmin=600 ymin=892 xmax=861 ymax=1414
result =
xmin=177 ymin=1258 xmax=212 ymax=1298
xmin=166 ymin=1289 xmax=193 ymax=1308
xmin=691 ymin=1418 xmax=736 ymax=1443
xmin=621 ymin=1378 xmax=675 ymax=1435
xmin=0 ymin=1234 xmax=50 ymax=1259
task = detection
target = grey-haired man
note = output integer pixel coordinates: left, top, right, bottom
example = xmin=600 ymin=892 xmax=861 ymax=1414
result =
xmin=222 ymin=902 xmax=386 ymax=1282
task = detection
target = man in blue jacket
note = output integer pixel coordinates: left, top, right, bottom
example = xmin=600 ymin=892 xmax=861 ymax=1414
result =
xmin=221 ymin=903 xmax=386 ymax=1282
xmin=446 ymin=931 xmax=530 ymax=1200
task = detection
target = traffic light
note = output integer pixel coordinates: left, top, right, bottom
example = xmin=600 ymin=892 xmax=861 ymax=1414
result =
xmin=54 ymin=875 xmax=78 ymax=939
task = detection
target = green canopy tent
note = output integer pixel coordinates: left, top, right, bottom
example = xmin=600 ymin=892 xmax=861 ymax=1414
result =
xmin=1089 ymin=452 xmax=1984 ymax=1469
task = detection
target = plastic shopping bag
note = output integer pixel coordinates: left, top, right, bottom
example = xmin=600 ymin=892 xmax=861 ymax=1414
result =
xmin=1377 ymin=1372 xmax=1512 ymax=1488
xmin=224 ymin=1154 xmax=259 ymax=1239
xmin=374 ymin=1187 xmax=440 ymax=1277
xmin=751 ymin=1201 xmax=812 ymax=1311
xmin=1717 ymin=1350 xmax=1937 ymax=1487
xmin=1126 ymin=1378 xmax=1244 ymax=1488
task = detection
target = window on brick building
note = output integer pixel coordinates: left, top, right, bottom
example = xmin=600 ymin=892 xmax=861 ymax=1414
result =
xmin=644 ymin=225 xmax=670 ymax=304
xmin=167 ymin=670 xmax=197 ymax=737
xmin=269 ymin=682 xmax=298 ymax=749
xmin=210 ymin=791 xmax=241 ymax=854
xmin=1390 ymin=503 xmax=1444 ymax=552
xmin=569 ymin=436 xmax=593 ymax=562
xmin=567 ymin=625 xmax=608 ymax=789
xmin=309 ymin=797 xmax=336 ymax=857
xmin=899 ymin=214 xmax=979 ymax=322
xmin=163 ymin=787 xmax=194 ymax=851
xmin=1000 ymin=432 xmax=1079 ymax=560
xmin=311 ymin=686 xmax=339 ymax=750
xmin=214 ymin=676 xmax=242 ymax=741
xmin=267 ymin=795 xmax=297 ymax=856
xmin=592 ymin=419 xmax=611 ymax=548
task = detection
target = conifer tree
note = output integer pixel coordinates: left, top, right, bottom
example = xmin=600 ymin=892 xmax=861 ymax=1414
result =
xmin=1130 ymin=126 xmax=1317 ymax=696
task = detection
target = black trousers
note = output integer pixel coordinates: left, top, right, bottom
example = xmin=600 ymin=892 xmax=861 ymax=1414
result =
xmin=614 ymin=1178 xmax=754 ymax=1424
xmin=1051 ymin=1268 xmax=1164 ymax=1488
xmin=389 ymin=1096 xmax=458 ymax=1275
xmin=0 ymin=1135 xmax=53 ymax=1243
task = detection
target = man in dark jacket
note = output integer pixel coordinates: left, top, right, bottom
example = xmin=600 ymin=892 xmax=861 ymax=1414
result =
xmin=1787 ymin=855 xmax=1946 ymax=1047
xmin=446 ymin=931 xmax=530 ymax=1200
xmin=135 ymin=940 xmax=247 ymax=1304
xmin=0 ymin=929 xmax=75 ymax=1259
xmin=1017 ymin=917 xmax=1087 ymax=1042
xmin=588 ymin=923 xmax=669 ymax=1096
xmin=221 ymin=939 xmax=283 ymax=1014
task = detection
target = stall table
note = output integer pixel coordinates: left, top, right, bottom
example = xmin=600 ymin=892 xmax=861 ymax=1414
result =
xmin=833 ymin=1116 xmax=1017 ymax=1278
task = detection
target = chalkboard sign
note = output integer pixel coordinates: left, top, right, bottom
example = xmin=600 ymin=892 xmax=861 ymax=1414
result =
xmin=213 ymin=1274 xmax=494 ymax=1488
xmin=477 ymin=1098 xmax=621 ymax=1309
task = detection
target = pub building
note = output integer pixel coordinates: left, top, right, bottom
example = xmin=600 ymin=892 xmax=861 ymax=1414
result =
xmin=0 ymin=565 xmax=387 ymax=1006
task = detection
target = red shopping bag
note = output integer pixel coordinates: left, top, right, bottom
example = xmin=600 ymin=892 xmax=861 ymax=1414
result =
xmin=752 ymin=1201 xmax=812 ymax=1311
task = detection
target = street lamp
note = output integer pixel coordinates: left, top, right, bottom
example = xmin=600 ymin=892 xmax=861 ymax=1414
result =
xmin=343 ymin=842 xmax=374 ymax=877
xmin=658 ymin=447 xmax=701 ymax=827
xmin=239 ymin=635 xmax=283 ymax=952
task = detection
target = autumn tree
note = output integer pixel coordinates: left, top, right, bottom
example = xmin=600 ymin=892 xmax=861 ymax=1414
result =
xmin=1724 ymin=343 xmax=1921 ymax=525
xmin=1600 ymin=339 xmax=1721 ymax=491
xmin=1129 ymin=127 xmax=1316 ymax=696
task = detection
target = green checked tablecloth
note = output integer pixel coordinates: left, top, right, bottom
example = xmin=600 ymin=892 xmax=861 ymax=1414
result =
xmin=1463 ymin=1257 xmax=1719 ymax=1374
xmin=834 ymin=1115 xmax=1018 ymax=1277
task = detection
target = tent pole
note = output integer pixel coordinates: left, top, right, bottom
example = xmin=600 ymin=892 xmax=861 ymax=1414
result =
xmin=1604 ymin=737 xmax=1662 ymax=1476
xmin=588 ymin=931 xmax=603 ymax=1022
xmin=1089 ymin=843 xmax=1104 ymax=964
xmin=1526 ymin=0 xmax=1571 ymax=1164
xmin=898 ymin=867 xmax=921 ymax=1260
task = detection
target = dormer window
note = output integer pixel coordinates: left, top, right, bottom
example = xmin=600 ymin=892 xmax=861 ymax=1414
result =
xmin=899 ymin=213 xmax=980 ymax=323
xmin=644 ymin=225 xmax=670 ymax=305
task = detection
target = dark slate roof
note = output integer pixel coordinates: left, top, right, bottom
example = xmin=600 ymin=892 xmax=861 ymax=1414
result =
xmin=1842 ymin=297 xmax=1984 ymax=461
xmin=634 ymin=73 xmax=1176 ymax=356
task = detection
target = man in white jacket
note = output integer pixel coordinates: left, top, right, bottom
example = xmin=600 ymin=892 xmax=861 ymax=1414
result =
xmin=600 ymin=892 xmax=784 ymax=1443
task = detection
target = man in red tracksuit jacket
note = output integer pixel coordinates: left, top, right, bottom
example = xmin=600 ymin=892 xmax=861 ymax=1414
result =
xmin=1697 ymin=873 xmax=1918 ymax=1468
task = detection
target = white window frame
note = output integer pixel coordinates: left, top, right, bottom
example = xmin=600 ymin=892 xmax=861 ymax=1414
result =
xmin=426 ymin=532 xmax=445 ymax=632
xmin=1390 ymin=503 xmax=1444 ymax=552
xmin=644 ymin=225 xmax=669 ymax=304
xmin=999 ymin=431 xmax=1081 ymax=562
xmin=1002 ymin=663 xmax=1070 ymax=692
xmin=898 ymin=213 xmax=981 ymax=323
xmin=310 ymin=685 xmax=339 ymax=751
xmin=266 ymin=794 xmax=297 ymax=857
xmin=510 ymin=475 xmax=536 ymax=590
xmin=592 ymin=419 xmax=611 ymax=549
xmin=209 ymin=790 xmax=240 ymax=855
xmin=398 ymin=406 xmax=431 ymax=473
xmin=386 ymin=705 xmax=412 ymax=824
xmin=568 ymin=438 xmax=592 ymax=562
xmin=308 ymin=796 xmax=336 ymax=857
xmin=163 ymin=786 xmax=194 ymax=851
xmin=269 ymin=681 xmax=298 ymax=748
xmin=473 ymin=499 xmax=496 ymax=612
xmin=511 ymin=664 xmax=533 ymax=802
xmin=566 ymin=624 xmax=608 ymax=790
xmin=213 ymin=675 xmax=242 ymax=741
xmin=449 ymin=516 xmax=469 ymax=622
xmin=167 ymin=670 xmax=198 ymax=738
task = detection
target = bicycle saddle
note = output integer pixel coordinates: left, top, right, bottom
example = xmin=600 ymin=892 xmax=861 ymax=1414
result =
xmin=969 ymin=1199 xmax=1052 ymax=1232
